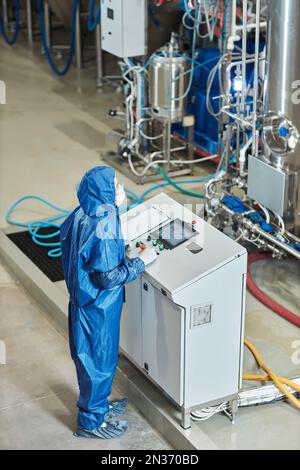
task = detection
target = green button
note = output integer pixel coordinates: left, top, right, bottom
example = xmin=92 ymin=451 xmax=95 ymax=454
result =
xmin=147 ymin=235 xmax=152 ymax=242
xmin=159 ymin=244 xmax=164 ymax=251
xmin=152 ymin=239 xmax=158 ymax=246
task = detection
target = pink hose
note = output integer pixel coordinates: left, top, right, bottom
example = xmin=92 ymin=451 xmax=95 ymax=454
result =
xmin=247 ymin=253 xmax=300 ymax=329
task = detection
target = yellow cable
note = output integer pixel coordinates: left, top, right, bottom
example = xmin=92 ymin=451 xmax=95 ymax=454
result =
xmin=243 ymin=339 xmax=300 ymax=411
xmin=243 ymin=375 xmax=300 ymax=394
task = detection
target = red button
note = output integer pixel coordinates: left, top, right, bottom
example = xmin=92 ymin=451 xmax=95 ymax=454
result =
xmin=192 ymin=220 xmax=197 ymax=225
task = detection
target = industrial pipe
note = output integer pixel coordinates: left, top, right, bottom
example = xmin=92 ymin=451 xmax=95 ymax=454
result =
xmin=247 ymin=252 xmax=300 ymax=328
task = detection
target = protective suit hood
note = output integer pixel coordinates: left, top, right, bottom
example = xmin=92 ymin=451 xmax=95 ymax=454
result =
xmin=77 ymin=166 xmax=116 ymax=217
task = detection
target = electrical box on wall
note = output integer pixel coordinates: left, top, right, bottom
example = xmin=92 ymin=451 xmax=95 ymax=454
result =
xmin=101 ymin=0 xmax=147 ymax=58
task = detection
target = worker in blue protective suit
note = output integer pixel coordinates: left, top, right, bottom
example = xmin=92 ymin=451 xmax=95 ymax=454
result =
xmin=60 ymin=166 xmax=157 ymax=439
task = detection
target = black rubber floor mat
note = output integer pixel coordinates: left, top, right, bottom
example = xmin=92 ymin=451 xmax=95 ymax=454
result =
xmin=7 ymin=228 xmax=65 ymax=282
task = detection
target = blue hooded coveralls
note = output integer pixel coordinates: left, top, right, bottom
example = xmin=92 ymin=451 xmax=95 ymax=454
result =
xmin=60 ymin=167 xmax=145 ymax=430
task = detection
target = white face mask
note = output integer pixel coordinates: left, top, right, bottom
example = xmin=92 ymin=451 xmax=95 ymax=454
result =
xmin=115 ymin=183 xmax=126 ymax=207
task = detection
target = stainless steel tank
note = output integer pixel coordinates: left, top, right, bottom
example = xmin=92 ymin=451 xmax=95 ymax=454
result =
xmin=262 ymin=0 xmax=300 ymax=229
xmin=263 ymin=0 xmax=300 ymax=166
xmin=149 ymin=53 xmax=189 ymax=123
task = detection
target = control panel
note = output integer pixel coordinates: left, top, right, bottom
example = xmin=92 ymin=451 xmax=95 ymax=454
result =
xmin=120 ymin=193 xmax=246 ymax=298
xmin=120 ymin=192 xmax=247 ymax=428
xmin=124 ymin=214 xmax=199 ymax=261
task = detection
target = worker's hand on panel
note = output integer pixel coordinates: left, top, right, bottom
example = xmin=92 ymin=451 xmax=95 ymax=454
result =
xmin=138 ymin=247 xmax=157 ymax=266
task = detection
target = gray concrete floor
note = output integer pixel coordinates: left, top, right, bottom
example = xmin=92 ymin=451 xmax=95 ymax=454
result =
xmin=0 ymin=40 xmax=299 ymax=450
xmin=0 ymin=260 xmax=171 ymax=450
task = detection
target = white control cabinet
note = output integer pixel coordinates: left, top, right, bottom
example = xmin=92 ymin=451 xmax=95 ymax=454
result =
xmin=120 ymin=194 xmax=247 ymax=429
xmin=101 ymin=0 xmax=147 ymax=58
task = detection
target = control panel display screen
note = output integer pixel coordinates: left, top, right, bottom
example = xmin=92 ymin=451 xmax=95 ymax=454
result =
xmin=152 ymin=219 xmax=196 ymax=250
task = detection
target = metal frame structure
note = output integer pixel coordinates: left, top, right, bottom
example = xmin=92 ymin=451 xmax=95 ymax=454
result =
xmin=203 ymin=0 xmax=300 ymax=261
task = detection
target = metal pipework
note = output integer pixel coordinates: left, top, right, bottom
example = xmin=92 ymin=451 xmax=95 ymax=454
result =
xmin=252 ymin=0 xmax=261 ymax=157
xmin=95 ymin=23 xmax=103 ymax=88
xmin=44 ymin=1 xmax=51 ymax=49
xmin=26 ymin=0 xmax=33 ymax=47
xmin=241 ymin=0 xmax=248 ymax=116
xmin=2 ymin=0 xmax=8 ymax=25
xmin=218 ymin=202 xmax=300 ymax=260
xmin=243 ymin=219 xmax=300 ymax=260
xmin=235 ymin=21 xmax=267 ymax=31
xmin=75 ymin=0 xmax=82 ymax=69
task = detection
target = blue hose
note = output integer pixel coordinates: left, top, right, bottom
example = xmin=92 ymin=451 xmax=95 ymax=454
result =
xmin=124 ymin=188 xmax=139 ymax=202
xmin=6 ymin=175 xmax=220 ymax=258
xmin=6 ymin=188 xmax=139 ymax=258
xmin=0 ymin=0 xmax=20 ymax=45
xmin=6 ymin=195 xmax=71 ymax=258
xmin=88 ymin=0 xmax=101 ymax=32
xmin=37 ymin=0 xmax=79 ymax=77
xmin=138 ymin=173 xmax=219 ymax=203
xmin=120 ymin=173 xmax=222 ymax=213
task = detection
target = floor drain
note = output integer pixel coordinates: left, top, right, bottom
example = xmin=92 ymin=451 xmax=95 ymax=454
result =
xmin=7 ymin=228 xmax=65 ymax=283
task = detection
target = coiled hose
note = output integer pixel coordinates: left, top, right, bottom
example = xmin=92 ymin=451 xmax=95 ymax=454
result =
xmin=6 ymin=195 xmax=71 ymax=258
xmin=37 ymin=0 xmax=79 ymax=76
xmin=6 ymin=190 xmax=136 ymax=258
xmin=6 ymin=173 xmax=219 ymax=259
xmin=0 ymin=0 xmax=20 ymax=45
xmin=87 ymin=0 xmax=101 ymax=32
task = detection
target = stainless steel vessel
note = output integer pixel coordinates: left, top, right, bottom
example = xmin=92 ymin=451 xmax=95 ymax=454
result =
xmin=149 ymin=53 xmax=188 ymax=123
xmin=261 ymin=0 xmax=300 ymax=228
xmin=263 ymin=0 xmax=300 ymax=165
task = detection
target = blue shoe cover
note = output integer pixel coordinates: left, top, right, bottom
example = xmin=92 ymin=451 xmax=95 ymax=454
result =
xmin=106 ymin=398 xmax=128 ymax=419
xmin=74 ymin=420 xmax=128 ymax=439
